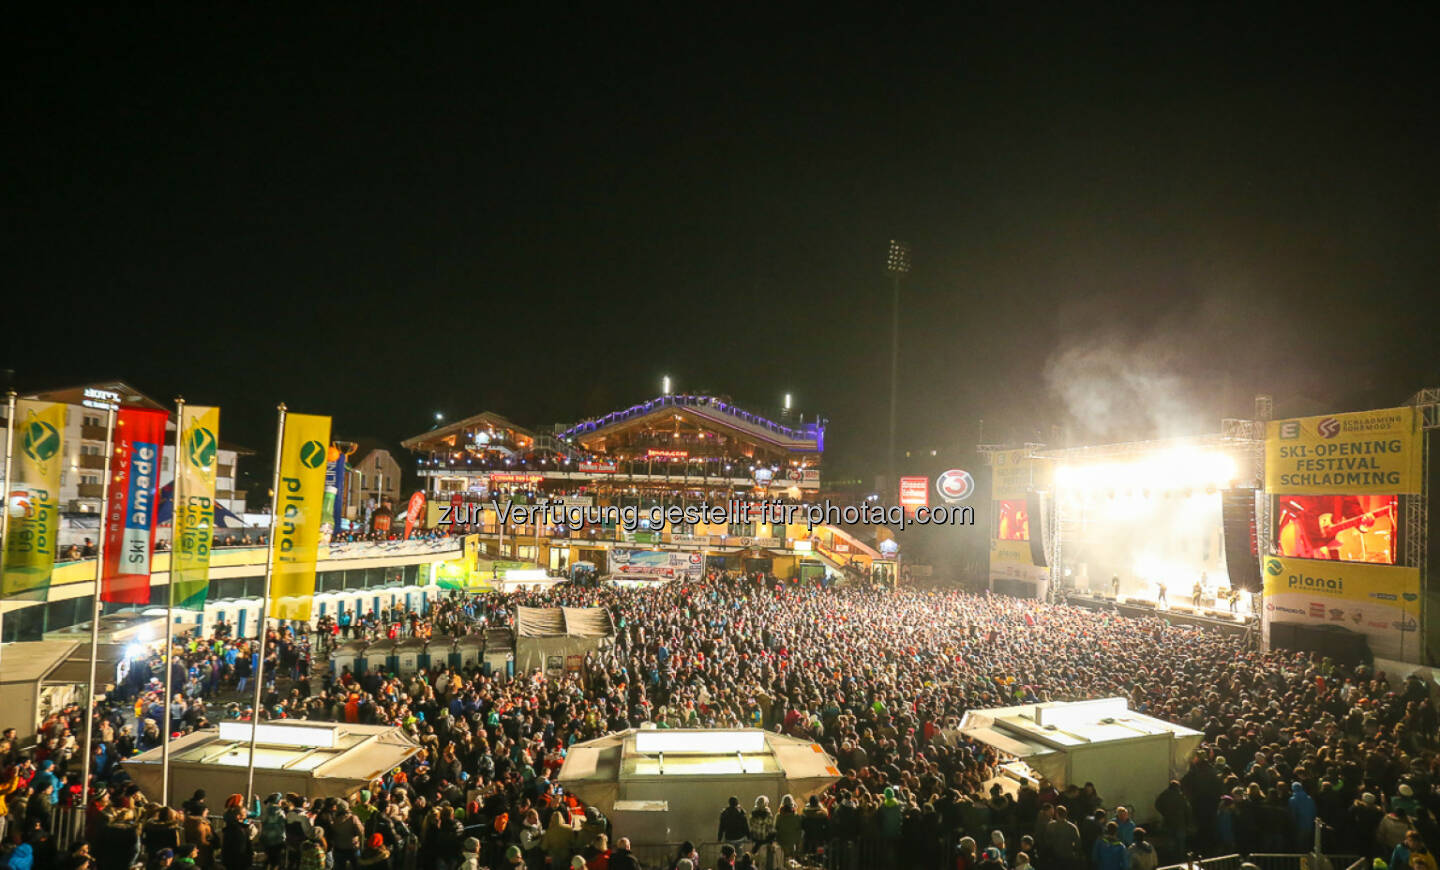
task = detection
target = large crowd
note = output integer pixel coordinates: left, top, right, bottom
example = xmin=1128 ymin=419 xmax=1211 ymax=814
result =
xmin=3 ymin=572 xmax=1438 ymax=870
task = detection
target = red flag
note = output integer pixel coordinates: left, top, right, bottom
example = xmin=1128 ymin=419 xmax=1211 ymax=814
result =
xmin=102 ymin=408 xmax=168 ymax=603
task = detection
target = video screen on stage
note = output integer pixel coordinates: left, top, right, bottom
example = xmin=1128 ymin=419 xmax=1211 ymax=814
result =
xmin=1275 ymin=494 xmax=1397 ymax=564
xmin=996 ymin=499 xmax=1029 ymax=541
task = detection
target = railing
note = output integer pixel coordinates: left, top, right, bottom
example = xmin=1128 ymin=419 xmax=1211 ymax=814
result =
xmin=557 ymin=394 xmax=823 ymax=444
xmin=1159 ymin=854 xmax=1364 ymax=870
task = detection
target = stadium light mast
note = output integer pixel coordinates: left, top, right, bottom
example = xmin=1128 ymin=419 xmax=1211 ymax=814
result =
xmin=662 ymin=375 xmax=671 ymax=396
xmin=885 ymin=240 xmax=911 ymax=500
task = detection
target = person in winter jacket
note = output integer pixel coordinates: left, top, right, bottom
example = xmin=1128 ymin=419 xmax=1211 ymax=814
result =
xmin=774 ymin=795 xmax=803 ymax=857
xmin=1290 ymin=782 xmax=1318 ymax=849
xmin=718 ymin=797 xmax=750 ymax=847
xmin=1114 ymin=807 xmax=1136 ymax=846
xmin=1092 ymin=822 xmax=1131 ymax=870
xmin=1128 ymin=829 xmax=1159 ymax=870
xmin=799 ymin=795 xmax=828 ymax=853
xmin=748 ymin=796 xmax=776 ymax=848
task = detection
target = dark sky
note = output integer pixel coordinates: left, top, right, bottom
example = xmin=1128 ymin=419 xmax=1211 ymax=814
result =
xmin=6 ymin=5 xmax=1438 ymax=477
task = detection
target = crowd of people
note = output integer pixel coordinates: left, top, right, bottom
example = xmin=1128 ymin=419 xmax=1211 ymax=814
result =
xmin=2 ymin=571 xmax=1438 ymax=870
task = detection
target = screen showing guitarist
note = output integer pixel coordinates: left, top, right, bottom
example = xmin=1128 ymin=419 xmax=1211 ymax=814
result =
xmin=1276 ymin=494 xmax=1397 ymax=563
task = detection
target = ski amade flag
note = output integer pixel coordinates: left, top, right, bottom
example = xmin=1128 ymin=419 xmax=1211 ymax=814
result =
xmin=269 ymin=413 xmax=331 ymax=621
xmin=172 ymin=405 xmax=220 ymax=609
xmin=2 ymin=400 xmax=67 ymax=600
xmin=101 ymin=407 xmax=167 ymax=603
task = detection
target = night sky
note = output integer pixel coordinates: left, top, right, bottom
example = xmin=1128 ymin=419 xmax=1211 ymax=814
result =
xmin=6 ymin=6 xmax=1437 ymax=480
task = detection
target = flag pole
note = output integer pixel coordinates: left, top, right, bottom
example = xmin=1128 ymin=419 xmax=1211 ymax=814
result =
xmin=245 ymin=403 xmax=286 ymax=804
xmin=0 ymin=391 xmax=17 ymax=670
xmin=80 ymin=402 xmax=117 ymax=804
xmin=161 ymin=397 xmax=185 ymax=806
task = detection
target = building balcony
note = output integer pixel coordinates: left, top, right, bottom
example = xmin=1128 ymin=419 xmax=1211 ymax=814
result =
xmin=80 ymin=424 xmax=109 ymax=442
xmin=79 ymin=454 xmax=107 ymax=470
xmin=77 ymin=483 xmax=104 ymax=498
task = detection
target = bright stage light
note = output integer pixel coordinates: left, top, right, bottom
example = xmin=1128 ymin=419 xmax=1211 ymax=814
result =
xmin=1055 ymin=448 xmax=1238 ymax=493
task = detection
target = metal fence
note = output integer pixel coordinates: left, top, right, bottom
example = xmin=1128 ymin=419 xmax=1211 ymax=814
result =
xmin=1159 ymin=854 xmax=1366 ymax=870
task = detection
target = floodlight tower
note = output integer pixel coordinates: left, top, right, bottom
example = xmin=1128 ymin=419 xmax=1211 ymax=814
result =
xmin=885 ymin=240 xmax=911 ymax=498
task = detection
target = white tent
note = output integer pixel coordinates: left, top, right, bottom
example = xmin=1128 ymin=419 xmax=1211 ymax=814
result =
xmin=557 ymin=728 xmax=839 ymax=847
xmin=958 ymin=697 xmax=1202 ymax=821
xmin=124 ymin=720 xmax=421 ymax=807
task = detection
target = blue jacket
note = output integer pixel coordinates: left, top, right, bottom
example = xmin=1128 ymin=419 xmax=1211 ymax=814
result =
xmin=7 ymin=843 xmax=33 ymax=870
xmin=1289 ymin=785 xmax=1317 ymax=834
xmin=1093 ymin=836 xmax=1131 ymax=870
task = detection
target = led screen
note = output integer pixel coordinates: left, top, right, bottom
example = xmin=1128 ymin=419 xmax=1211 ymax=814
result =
xmin=1275 ymin=494 xmax=1397 ymax=564
xmin=997 ymin=499 xmax=1029 ymax=541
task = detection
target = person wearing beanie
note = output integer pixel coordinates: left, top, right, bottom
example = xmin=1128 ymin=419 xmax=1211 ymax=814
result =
xmin=1128 ymin=829 xmax=1158 ymax=870
xmin=457 ymin=837 xmax=482 ymax=870
xmin=359 ymin=832 xmax=392 ymax=870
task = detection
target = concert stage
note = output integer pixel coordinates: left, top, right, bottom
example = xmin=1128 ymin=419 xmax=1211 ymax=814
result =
xmin=1064 ymin=591 xmax=1253 ymax=635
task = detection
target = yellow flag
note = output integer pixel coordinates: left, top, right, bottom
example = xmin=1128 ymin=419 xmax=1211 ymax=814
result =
xmin=268 ymin=412 xmax=331 ymax=620
xmin=2 ymin=400 xmax=67 ymax=599
xmin=172 ymin=405 xmax=220 ymax=609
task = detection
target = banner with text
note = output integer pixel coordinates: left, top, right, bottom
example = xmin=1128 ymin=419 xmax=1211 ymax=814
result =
xmin=1261 ymin=554 xmax=1420 ymax=661
xmin=1266 ymin=407 xmax=1422 ymax=495
xmin=172 ymin=406 xmax=220 ymax=609
xmin=611 ymin=548 xmax=703 ymax=579
xmin=2 ymin=400 xmax=67 ymax=600
xmin=101 ymin=407 xmax=167 ymax=603
xmin=269 ymin=413 xmax=332 ymax=620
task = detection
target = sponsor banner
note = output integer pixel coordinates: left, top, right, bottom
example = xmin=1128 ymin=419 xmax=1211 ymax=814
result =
xmin=899 ymin=476 xmax=929 ymax=517
xmin=989 ymin=448 xmax=1049 ymax=502
xmin=172 ymin=406 xmax=219 ymax=609
xmin=551 ymin=495 xmax=593 ymax=507
xmin=578 ymin=461 xmax=616 ymax=474
xmin=269 ymin=413 xmax=332 ymax=621
xmin=1266 ymin=407 xmax=1422 ymax=495
xmin=332 ymin=452 xmax=347 ymax=528
xmin=646 ymin=449 xmax=688 ymax=460
xmin=489 ymin=472 xmax=544 ymax=485
xmin=801 ymin=469 xmax=820 ymax=482
xmin=403 ymin=491 xmax=426 ymax=539
xmin=990 ymin=537 xmax=1034 ymax=565
xmin=321 ymin=446 xmax=342 ymax=541
xmin=611 ymin=548 xmax=703 ymax=579
xmin=621 ymin=530 xmax=661 ymax=544
xmin=101 ymin=408 xmax=167 ymax=603
xmin=1261 ymin=554 xmax=1421 ymax=661
xmin=2 ymin=400 xmax=66 ymax=600
xmin=935 ymin=468 xmax=976 ymax=503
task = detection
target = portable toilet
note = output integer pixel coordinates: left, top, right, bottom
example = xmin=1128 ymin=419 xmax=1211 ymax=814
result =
xmin=333 ymin=638 xmax=369 ymax=676
xmin=431 ymin=634 xmax=459 ymax=669
xmin=455 ymin=632 xmax=486 ymax=670
xmin=396 ymin=637 xmax=428 ymax=674
xmin=233 ymin=598 xmax=264 ymax=640
xmin=481 ymin=627 xmax=514 ymax=678
xmin=313 ymin=592 xmax=339 ymax=623
xmin=366 ymin=638 xmax=399 ymax=675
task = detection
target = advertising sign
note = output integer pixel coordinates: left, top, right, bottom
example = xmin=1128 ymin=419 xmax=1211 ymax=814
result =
xmin=2 ymin=400 xmax=66 ymax=600
xmin=578 ymin=461 xmax=617 ymax=474
xmin=172 ymin=405 xmax=219 ymax=609
xmin=1266 ymin=407 xmax=1422 ymax=494
xmin=611 ymin=548 xmax=703 ymax=579
xmin=898 ymin=476 xmax=928 ymax=516
xmin=269 ymin=413 xmax=332 ymax=620
xmin=101 ymin=407 xmax=167 ymax=604
xmin=1261 ymin=554 xmax=1420 ymax=661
